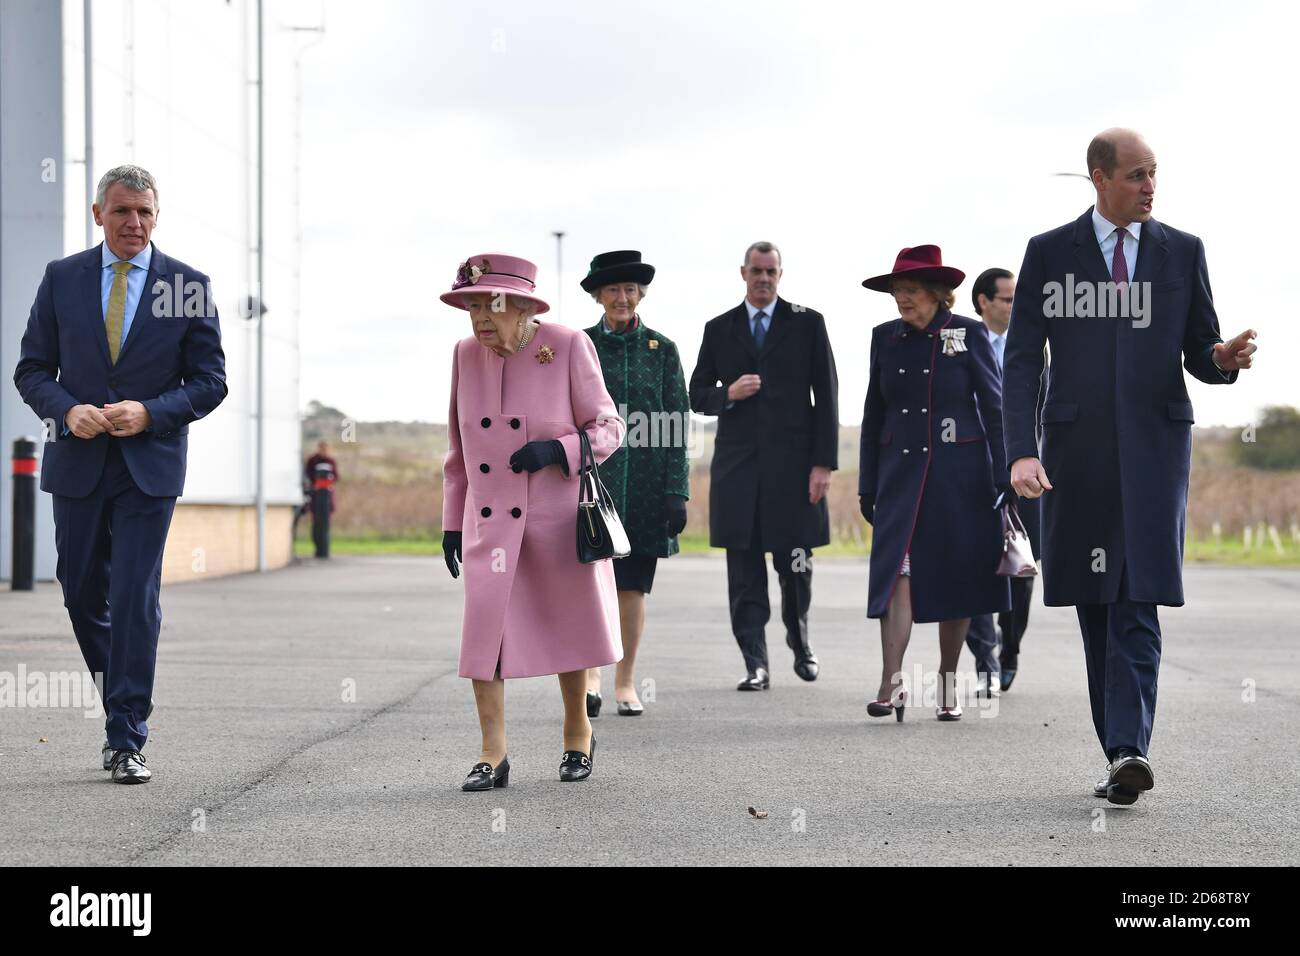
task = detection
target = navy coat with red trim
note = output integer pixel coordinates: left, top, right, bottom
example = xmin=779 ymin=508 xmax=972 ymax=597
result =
xmin=859 ymin=309 xmax=1011 ymax=622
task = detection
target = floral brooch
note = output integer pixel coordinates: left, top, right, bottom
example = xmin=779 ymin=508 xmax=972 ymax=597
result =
xmin=455 ymin=258 xmax=490 ymax=287
xmin=536 ymin=344 xmax=556 ymax=365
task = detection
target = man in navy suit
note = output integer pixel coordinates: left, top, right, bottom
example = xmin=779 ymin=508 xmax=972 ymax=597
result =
xmin=14 ymin=164 xmax=227 ymax=784
xmin=1003 ymin=130 xmax=1256 ymax=805
xmin=965 ymin=267 xmax=1043 ymax=697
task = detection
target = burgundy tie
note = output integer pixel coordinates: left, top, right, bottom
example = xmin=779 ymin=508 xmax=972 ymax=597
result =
xmin=1111 ymin=227 xmax=1129 ymax=284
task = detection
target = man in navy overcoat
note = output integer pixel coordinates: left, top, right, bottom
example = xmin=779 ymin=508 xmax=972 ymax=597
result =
xmin=1003 ymin=129 xmax=1256 ymax=804
xmin=13 ymin=164 xmax=227 ymax=784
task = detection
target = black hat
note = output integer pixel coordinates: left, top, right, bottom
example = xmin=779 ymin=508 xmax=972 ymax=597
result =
xmin=580 ymin=250 xmax=656 ymax=293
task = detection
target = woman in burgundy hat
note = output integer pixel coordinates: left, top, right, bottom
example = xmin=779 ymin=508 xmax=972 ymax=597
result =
xmin=857 ymin=246 xmax=1011 ymax=721
xmin=440 ymin=253 xmax=626 ymax=788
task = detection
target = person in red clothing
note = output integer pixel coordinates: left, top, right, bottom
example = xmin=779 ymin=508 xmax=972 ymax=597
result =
xmin=304 ymin=440 xmax=339 ymax=511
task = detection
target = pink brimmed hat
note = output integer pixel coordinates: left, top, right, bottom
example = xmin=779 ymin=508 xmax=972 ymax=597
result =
xmin=861 ymin=245 xmax=966 ymax=292
xmin=440 ymin=253 xmax=550 ymax=313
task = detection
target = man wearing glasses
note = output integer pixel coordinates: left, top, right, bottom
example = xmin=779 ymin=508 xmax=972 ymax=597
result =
xmin=966 ymin=268 xmax=1041 ymax=695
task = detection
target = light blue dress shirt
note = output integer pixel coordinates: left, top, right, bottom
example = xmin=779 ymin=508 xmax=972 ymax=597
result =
xmin=985 ymin=326 xmax=1007 ymax=371
xmin=100 ymin=242 xmax=153 ymax=351
xmin=744 ymin=298 xmax=772 ymax=341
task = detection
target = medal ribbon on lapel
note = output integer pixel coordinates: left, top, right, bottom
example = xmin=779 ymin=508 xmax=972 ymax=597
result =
xmin=939 ymin=327 xmax=967 ymax=356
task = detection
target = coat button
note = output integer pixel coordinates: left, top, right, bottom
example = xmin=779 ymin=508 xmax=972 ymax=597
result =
xmin=509 ymin=418 xmax=520 ymax=429
xmin=480 ymin=417 xmax=491 ymax=428
xmin=898 ymin=368 xmax=905 ymax=373
xmin=480 ymin=506 xmax=492 ymax=517
xmin=903 ymin=448 xmax=910 ymax=455
xmin=923 ymin=369 xmax=930 ymax=374
xmin=510 ymin=507 xmax=522 ymax=518
xmin=511 ymin=463 xmax=522 ymax=473
xmin=921 ymin=408 xmax=928 ymax=414
xmin=922 ymin=447 xmax=929 ymax=452
xmin=902 ymin=408 xmax=909 ymax=414
xmin=480 ymin=463 xmax=490 ymax=473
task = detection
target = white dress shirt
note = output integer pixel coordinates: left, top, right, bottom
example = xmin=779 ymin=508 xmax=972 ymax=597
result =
xmin=1092 ymin=207 xmax=1140 ymax=279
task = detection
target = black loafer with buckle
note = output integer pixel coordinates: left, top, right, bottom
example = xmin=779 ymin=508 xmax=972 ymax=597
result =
xmin=559 ymin=734 xmax=596 ymax=782
xmin=462 ymin=756 xmax=510 ymax=791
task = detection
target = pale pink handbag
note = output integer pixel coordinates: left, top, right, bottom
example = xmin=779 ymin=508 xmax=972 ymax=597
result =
xmin=997 ymin=501 xmax=1038 ymax=578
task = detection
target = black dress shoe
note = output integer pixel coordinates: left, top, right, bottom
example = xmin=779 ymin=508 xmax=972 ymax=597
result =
xmin=109 ymin=749 xmax=151 ymax=784
xmin=559 ymin=734 xmax=595 ymax=782
xmin=786 ymin=633 xmax=819 ymax=682
xmin=102 ymin=698 xmax=155 ymax=770
xmin=462 ymin=756 xmax=510 ymax=791
xmin=585 ymin=690 xmax=602 ymax=719
xmin=616 ymin=700 xmax=643 ymax=716
xmin=999 ymin=651 xmax=1018 ymax=691
xmin=736 ymin=667 xmax=770 ymax=691
xmin=1106 ymin=750 xmax=1155 ymax=805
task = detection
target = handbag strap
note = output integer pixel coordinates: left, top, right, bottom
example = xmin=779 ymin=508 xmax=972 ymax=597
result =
xmin=1003 ymin=500 xmax=1029 ymax=537
xmin=578 ymin=429 xmax=598 ymax=506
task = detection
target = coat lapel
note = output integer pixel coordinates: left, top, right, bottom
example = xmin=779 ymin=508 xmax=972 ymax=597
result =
xmin=81 ymin=244 xmax=113 ymax=367
xmin=1072 ymin=207 xmax=1112 ymax=286
xmin=1132 ymin=217 xmax=1167 ymax=284
xmin=728 ymin=303 xmax=758 ymax=360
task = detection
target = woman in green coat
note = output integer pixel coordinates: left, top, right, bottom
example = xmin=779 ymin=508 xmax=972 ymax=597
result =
xmin=581 ymin=251 xmax=691 ymax=717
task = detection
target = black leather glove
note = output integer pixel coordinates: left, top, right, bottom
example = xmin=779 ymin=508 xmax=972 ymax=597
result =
xmin=442 ymin=531 xmax=462 ymax=579
xmin=509 ymin=439 xmax=566 ymax=474
xmin=859 ymin=495 xmax=875 ymax=525
xmin=664 ymin=494 xmax=688 ymax=536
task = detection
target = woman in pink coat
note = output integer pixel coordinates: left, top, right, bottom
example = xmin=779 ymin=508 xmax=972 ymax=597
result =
xmin=440 ymin=253 xmax=625 ymax=790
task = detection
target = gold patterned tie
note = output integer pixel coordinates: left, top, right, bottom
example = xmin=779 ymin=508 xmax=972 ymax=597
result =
xmin=105 ymin=260 xmax=133 ymax=364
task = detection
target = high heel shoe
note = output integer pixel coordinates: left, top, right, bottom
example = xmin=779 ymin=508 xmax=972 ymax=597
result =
xmin=586 ymin=690 xmax=602 ymax=719
xmin=867 ymin=687 xmax=907 ymax=722
xmin=937 ymin=677 xmax=963 ymax=721
xmin=462 ymin=756 xmax=510 ymax=791
xmin=559 ymin=733 xmax=596 ymax=782
xmin=616 ymin=700 xmax=643 ymax=716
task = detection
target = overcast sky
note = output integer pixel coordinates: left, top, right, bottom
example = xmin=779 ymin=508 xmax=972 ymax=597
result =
xmin=293 ymin=0 xmax=1298 ymax=427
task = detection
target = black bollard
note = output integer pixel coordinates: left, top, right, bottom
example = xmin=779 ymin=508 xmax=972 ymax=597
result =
xmin=310 ymin=461 xmax=335 ymax=559
xmin=11 ymin=437 xmax=37 ymax=591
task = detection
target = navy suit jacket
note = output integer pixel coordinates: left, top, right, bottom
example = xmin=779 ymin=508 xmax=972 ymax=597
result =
xmin=1002 ymin=209 xmax=1236 ymax=607
xmin=13 ymin=242 xmax=227 ymax=498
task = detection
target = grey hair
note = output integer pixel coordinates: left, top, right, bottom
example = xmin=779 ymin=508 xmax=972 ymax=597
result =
xmin=505 ymin=294 xmax=540 ymax=317
xmin=95 ymin=164 xmax=159 ymax=208
xmin=589 ymin=283 xmax=649 ymax=302
xmin=743 ymin=241 xmax=781 ymax=267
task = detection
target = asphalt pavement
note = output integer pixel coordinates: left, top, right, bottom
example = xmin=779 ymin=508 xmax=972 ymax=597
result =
xmin=1 ymin=555 xmax=1296 ymax=866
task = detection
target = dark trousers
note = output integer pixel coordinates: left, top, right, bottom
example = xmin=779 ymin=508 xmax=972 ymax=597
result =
xmin=966 ymin=576 xmax=1035 ymax=674
xmin=725 ymin=544 xmax=812 ymax=673
xmin=52 ymin=441 xmax=176 ymax=752
xmin=1000 ymin=575 xmax=1035 ymax=658
xmin=1075 ymin=568 xmax=1161 ymax=761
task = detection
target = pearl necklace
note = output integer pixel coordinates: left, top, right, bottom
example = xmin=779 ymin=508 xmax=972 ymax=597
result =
xmin=516 ymin=320 xmax=536 ymax=351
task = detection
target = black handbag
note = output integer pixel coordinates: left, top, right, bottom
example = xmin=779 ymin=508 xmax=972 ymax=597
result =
xmin=576 ymin=429 xmax=630 ymax=563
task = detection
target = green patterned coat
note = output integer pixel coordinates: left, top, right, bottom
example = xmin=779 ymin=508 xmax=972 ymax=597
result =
xmin=584 ymin=316 xmax=691 ymax=557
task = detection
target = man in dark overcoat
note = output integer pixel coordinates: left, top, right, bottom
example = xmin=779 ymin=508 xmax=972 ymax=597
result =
xmin=688 ymin=241 xmax=839 ymax=690
xmin=1003 ymin=129 xmax=1256 ymax=804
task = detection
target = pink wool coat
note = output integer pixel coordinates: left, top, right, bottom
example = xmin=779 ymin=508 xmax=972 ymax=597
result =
xmin=443 ymin=321 xmax=626 ymax=680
